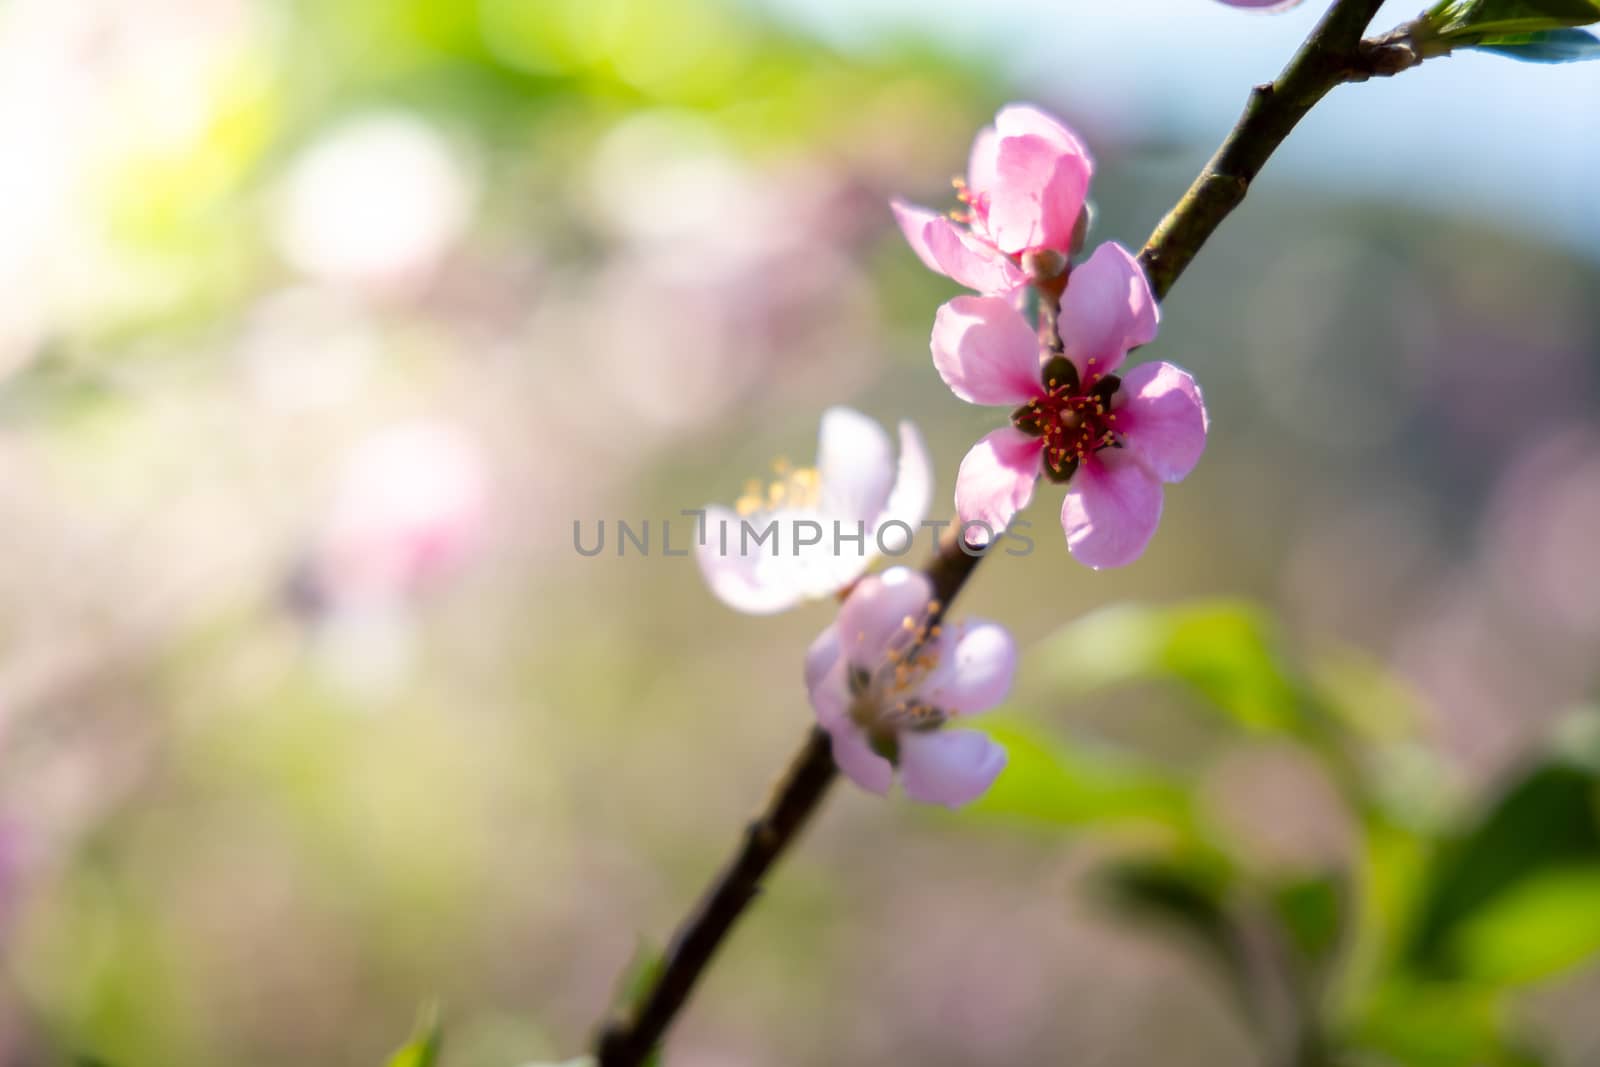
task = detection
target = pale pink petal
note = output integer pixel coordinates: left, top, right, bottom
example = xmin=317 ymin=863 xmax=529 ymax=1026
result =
xmin=993 ymin=104 xmax=1093 ymax=161
xmin=955 ymin=428 xmax=1042 ymax=542
xmin=1215 ymin=0 xmax=1304 ymax=10
xmin=966 ymin=125 xmax=1000 ymax=198
xmin=805 ymin=624 xmax=842 ymax=695
xmin=890 ymin=201 xmax=1025 ymax=295
xmin=916 ymin=620 xmax=1018 ymax=716
xmin=931 ymin=296 xmax=1044 ymax=406
xmin=899 ymin=730 xmax=1008 ymax=808
xmin=836 ymin=567 xmax=935 ymax=667
xmin=873 ymin=420 xmax=933 ymax=553
xmin=1060 ymin=449 xmax=1165 ymax=569
xmin=1116 ymin=361 xmax=1210 ymax=483
xmin=984 ymin=133 xmax=1090 ymax=255
xmin=1058 ymin=242 xmax=1159 ymax=381
xmin=828 ymin=721 xmax=894 ymax=796
xmin=816 ymin=406 xmax=895 ymax=527
xmin=695 ymin=505 xmax=806 ymax=614
xmin=808 ymin=658 xmax=851 ymax=731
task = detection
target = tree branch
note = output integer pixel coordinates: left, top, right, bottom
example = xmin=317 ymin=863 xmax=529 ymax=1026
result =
xmin=1141 ymin=0 xmax=1394 ymax=300
xmin=594 ymin=726 xmax=837 ymax=1067
xmin=593 ymin=528 xmax=989 ymax=1067
xmin=593 ymin=2 xmax=1427 ymax=1062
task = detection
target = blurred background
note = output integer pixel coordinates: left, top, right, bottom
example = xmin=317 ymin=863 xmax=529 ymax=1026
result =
xmin=1 ymin=0 xmax=1598 ymax=1064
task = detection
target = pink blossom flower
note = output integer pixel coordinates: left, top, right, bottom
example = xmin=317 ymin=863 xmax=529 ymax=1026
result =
xmin=697 ymin=407 xmax=932 ymax=615
xmin=311 ymin=420 xmax=490 ymax=607
xmin=891 ymin=104 xmax=1093 ymax=297
xmin=933 ymin=243 xmax=1208 ymax=568
xmin=1215 ymin=0 xmax=1304 ymax=9
xmin=805 ymin=568 xmax=1014 ymax=808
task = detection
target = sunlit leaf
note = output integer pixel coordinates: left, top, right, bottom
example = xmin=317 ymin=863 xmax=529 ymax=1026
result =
xmin=1452 ymin=866 xmax=1600 ymax=984
xmin=1094 ymin=858 xmax=1240 ymax=976
xmin=1308 ymin=647 xmax=1422 ymax=744
xmin=1349 ymin=977 xmax=1543 ymax=1066
xmin=1407 ymin=761 xmax=1600 ymax=974
xmin=1469 ymin=26 xmax=1600 ymax=60
xmin=602 ymin=941 xmax=665 ymax=1067
xmin=1429 ymin=0 xmax=1600 ymax=35
xmin=971 ymin=719 xmax=1197 ymax=837
xmin=386 ymin=1004 xmax=442 ymax=1067
xmin=1273 ymin=875 xmax=1345 ymax=967
xmin=1031 ymin=600 xmax=1305 ymax=735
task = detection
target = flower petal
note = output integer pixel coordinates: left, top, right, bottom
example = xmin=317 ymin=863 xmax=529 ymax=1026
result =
xmin=808 ymin=657 xmax=851 ymax=731
xmin=986 ymin=134 xmax=1092 ymax=255
xmin=916 ymin=619 xmax=1018 ymax=716
xmin=873 ymin=420 xmax=933 ymax=554
xmin=1116 ymin=361 xmax=1210 ymax=483
xmin=899 ymin=730 xmax=1008 ymax=808
xmin=1058 ymin=242 xmax=1159 ymax=381
xmin=1060 ymin=449 xmax=1165 ymax=569
xmin=817 ymin=406 xmax=895 ymax=527
xmin=955 ymin=428 xmax=1042 ymax=543
xmin=931 ymin=296 xmax=1044 ymax=406
xmin=694 ymin=505 xmax=806 ymax=614
xmin=993 ymin=104 xmax=1093 ymax=161
xmin=805 ymin=624 xmax=842 ymax=696
xmin=966 ymin=124 xmax=1000 ymax=199
xmin=890 ymin=200 xmax=1025 ymax=296
xmin=828 ymin=721 xmax=894 ymax=796
xmin=836 ymin=567 xmax=935 ymax=668
xmin=1215 ymin=0 xmax=1304 ymax=10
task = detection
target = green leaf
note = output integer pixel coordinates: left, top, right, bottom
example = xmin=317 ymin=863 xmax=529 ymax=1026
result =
xmin=971 ymin=719 xmax=1197 ymax=836
xmin=1469 ymin=26 xmax=1600 ymax=60
xmin=1031 ymin=600 xmax=1305 ymax=736
xmin=603 ymin=941 xmax=666 ymax=1067
xmin=612 ymin=940 xmax=664 ymax=1018
xmin=1429 ymin=0 xmax=1600 ymax=36
xmin=1094 ymin=857 xmax=1241 ymax=975
xmin=1452 ymin=866 xmax=1600 ymax=984
xmin=1272 ymin=875 xmax=1346 ymax=967
xmin=1350 ymin=977 xmax=1545 ymax=1066
xmin=387 ymin=1004 xmax=442 ymax=1067
xmin=1407 ymin=761 xmax=1600 ymax=974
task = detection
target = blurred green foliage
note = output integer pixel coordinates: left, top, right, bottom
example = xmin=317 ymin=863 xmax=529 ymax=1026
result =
xmin=977 ymin=598 xmax=1600 ymax=1066
xmin=5 ymin=0 xmax=1600 ymax=1065
xmin=387 ymin=1005 xmax=443 ymax=1067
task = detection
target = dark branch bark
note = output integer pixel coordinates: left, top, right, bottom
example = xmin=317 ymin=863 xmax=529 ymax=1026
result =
xmin=1139 ymin=0 xmax=1390 ymax=301
xmin=593 ymin=528 xmax=990 ymax=1067
xmin=592 ymin=3 xmax=1425 ymax=1062
xmin=594 ymin=726 xmax=837 ymax=1067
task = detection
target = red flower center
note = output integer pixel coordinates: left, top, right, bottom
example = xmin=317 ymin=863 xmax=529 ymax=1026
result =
xmin=1011 ymin=356 xmax=1123 ymax=483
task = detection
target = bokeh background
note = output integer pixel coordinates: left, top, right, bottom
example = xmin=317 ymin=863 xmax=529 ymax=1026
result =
xmin=2 ymin=0 xmax=1599 ymax=1064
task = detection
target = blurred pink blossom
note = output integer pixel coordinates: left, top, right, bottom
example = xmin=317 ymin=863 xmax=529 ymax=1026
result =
xmin=1482 ymin=427 xmax=1600 ymax=640
xmin=0 ymin=819 xmax=20 ymax=924
xmin=1215 ymin=0 xmax=1304 ymax=10
xmin=805 ymin=568 xmax=1013 ymax=808
xmin=310 ymin=420 xmax=490 ymax=609
xmin=933 ymin=244 xmax=1208 ymax=568
xmin=891 ymin=104 xmax=1093 ymax=296
xmin=696 ymin=407 xmax=931 ymax=615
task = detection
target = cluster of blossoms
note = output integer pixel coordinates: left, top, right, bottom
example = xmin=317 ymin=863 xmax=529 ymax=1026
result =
xmin=895 ymin=106 xmax=1209 ymax=569
xmin=695 ymin=103 xmax=1213 ymax=807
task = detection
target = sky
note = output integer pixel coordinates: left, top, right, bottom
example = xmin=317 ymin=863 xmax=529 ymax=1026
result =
xmin=751 ymin=0 xmax=1600 ymax=258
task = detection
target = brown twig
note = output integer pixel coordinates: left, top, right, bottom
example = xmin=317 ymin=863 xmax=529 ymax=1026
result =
xmin=1141 ymin=0 xmax=1392 ymax=300
xmin=592 ymin=2 xmax=1429 ymax=1062
xmin=593 ymin=726 xmax=837 ymax=1067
